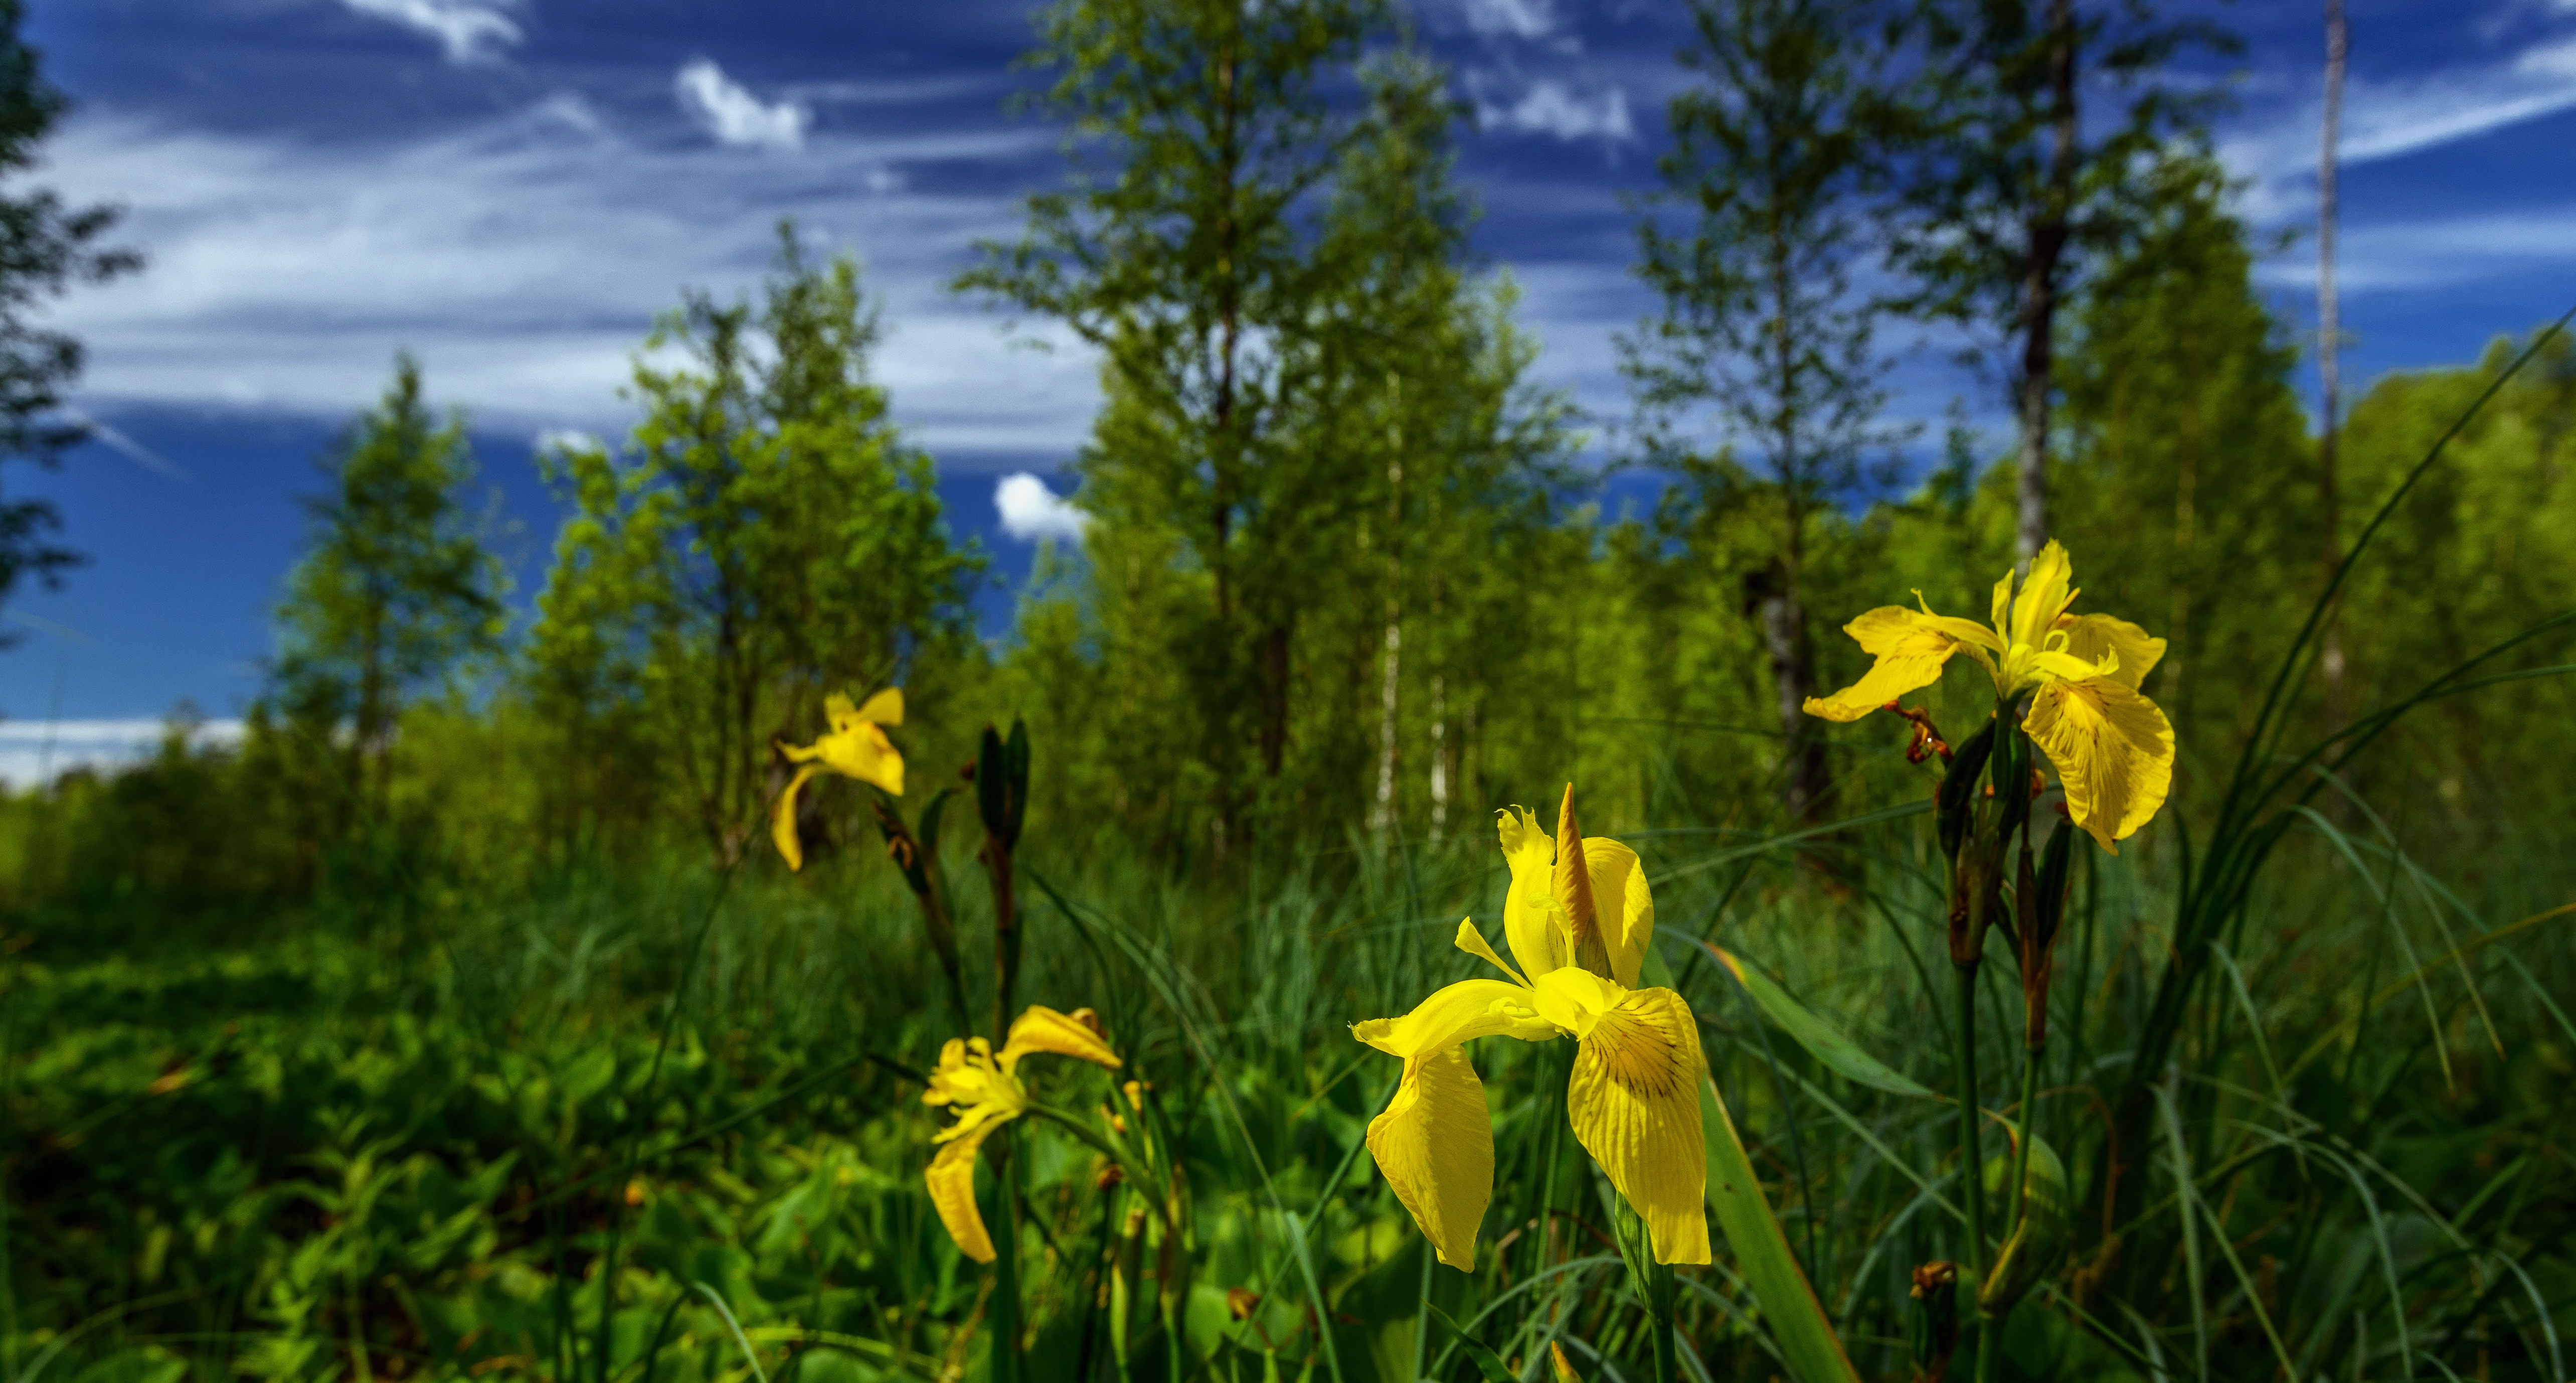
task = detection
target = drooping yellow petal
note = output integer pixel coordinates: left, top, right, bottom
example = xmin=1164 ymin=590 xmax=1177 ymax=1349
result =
xmin=1565 ymin=985 xmax=1711 ymax=1266
xmin=1351 ymin=978 xmax=1558 ymax=1059
xmin=999 ymin=1005 xmax=1123 ymax=1073
xmin=925 ymin=1117 xmax=1005 ymax=1264
xmin=1498 ymin=806 xmax=1566 ymax=980
xmin=1365 ymin=1044 xmax=1496 ymax=1270
xmin=1580 ymin=838 xmax=1653 ymax=991
xmin=1452 ymin=919 xmax=1527 ymax=986
xmin=771 ymin=763 xmax=822 ymax=871
xmin=2055 ymin=613 xmax=2166 ymax=690
xmin=856 ymin=686 xmax=904 ymax=726
xmin=1804 ymin=606 xmax=1965 ymax=722
xmin=2025 ymin=676 xmax=2176 ymax=853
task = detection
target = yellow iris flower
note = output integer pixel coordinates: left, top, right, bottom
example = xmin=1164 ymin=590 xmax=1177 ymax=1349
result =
xmin=921 ymin=1004 xmax=1123 ymax=1263
xmin=1353 ymin=787 xmax=1709 ymax=1272
xmin=1803 ymin=540 xmax=2176 ymax=852
xmin=771 ymin=688 xmax=907 ymax=870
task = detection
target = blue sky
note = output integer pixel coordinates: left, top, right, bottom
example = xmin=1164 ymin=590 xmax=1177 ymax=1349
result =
xmin=4 ymin=0 xmax=2575 ymax=777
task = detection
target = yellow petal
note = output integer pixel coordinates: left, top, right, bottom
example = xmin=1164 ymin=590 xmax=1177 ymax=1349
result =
xmin=1554 ymin=786 xmax=1608 ymax=978
xmin=2007 ymin=542 xmax=2078 ymax=652
xmin=1805 ymin=607 xmax=1962 ymax=722
xmin=1000 ymin=1004 xmax=1123 ymax=1073
xmin=1498 ymin=806 xmax=1565 ymax=980
xmin=1566 ymin=986 xmax=1711 ymax=1266
xmin=925 ymin=1118 xmax=1003 ymax=1264
xmin=856 ymin=686 xmax=905 ymax=726
xmin=2025 ymin=676 xmax=2175 ymax=852
xmin=823 ymin=691 xmax=860 ymax=732
xmin=771 ymin=763 xmax=821 ymax=871
xmin=2055 ymin=613 xmax=2165 ymax=690
xmin=1365 ymin=1044 xmax=1494 ymax=1270
xmin=819 ymin=722 xmax=906 ymax=796
xmin=923 ymin=1037 xmax=971 ymax=1107
xmin=1352 ymin=979 xmax=1557 ymax=1059
xmin=1580 ymin=838 xmax=1652 ymax=991
xmin=1452 ymin=919 xmax=1527 ymax=985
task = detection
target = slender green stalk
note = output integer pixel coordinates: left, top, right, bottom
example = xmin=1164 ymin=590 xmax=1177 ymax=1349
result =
xmin=1645 ymin=1261 xmax=1679 ymax=1383
xmin=990 ymin=1130 xmax=1023 ymax=1383
xmin=1951 ymin=962 xmax=1990 ymax=1376
xmin=1978 ymin=1046 xmax=2043 ymax=1383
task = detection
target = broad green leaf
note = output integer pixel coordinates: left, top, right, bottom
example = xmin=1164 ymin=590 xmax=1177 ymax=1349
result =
xmin=1699 ymin=1073 xmax=1863 ymax=1383
xmin=1644 ymin=946 xmax=1861 ymax=1383
xmin=1695 ymin=940 xmax=1936 ymax=1100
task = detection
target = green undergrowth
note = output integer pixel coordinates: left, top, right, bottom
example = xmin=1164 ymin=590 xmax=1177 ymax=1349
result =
xmin=7 ymin=809 xmax=2574 ymax=1382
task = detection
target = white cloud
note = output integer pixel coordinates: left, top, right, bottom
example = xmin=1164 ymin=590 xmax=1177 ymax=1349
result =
xmin=994 ymin=473 xmax=1088 ymax=543
xmin=2223 ymin=34 xmax=2576 ymax=204
xmin=341 ymin=0 xmax=522 ymax=65
xmin=2254 ymin=205 xmax=2576 ymax=293
xmin=675 ymin=59 xmax=811 ymax=150
xmin=0 ymin=717 xmax=246 ymax=789
xmin=43 ymin=103 xmax=1097 ymax=460
xmin=532 ymin=426 xmax=602 ymax=456
xmin=1464 ymin=0 xmax=1555 ymax=39
xmin=1484 ymin=79 xmax=1633 ymax=141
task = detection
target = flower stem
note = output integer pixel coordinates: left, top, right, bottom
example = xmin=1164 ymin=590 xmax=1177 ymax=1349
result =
xmin=1978 ymin=1039 xmax=2045 ymax=1383
xmin=1952 ymin=961 xmax=1990 ymax=1379
xmin=989 ymin=1128 xmax=1023 ymax=1383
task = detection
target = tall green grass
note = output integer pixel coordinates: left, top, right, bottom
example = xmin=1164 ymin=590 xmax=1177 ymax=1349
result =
xmin=5 ymin=797 xmax=2571 ymax=1381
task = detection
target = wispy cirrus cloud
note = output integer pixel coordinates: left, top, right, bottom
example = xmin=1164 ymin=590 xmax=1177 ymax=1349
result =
xmin=2225 ymin=32 xmax=2576 ymax=203
xmin=44 ymin=100 xmax=1091 ymax=465
xmin=340 ymin=0 xmax=522 ymax=65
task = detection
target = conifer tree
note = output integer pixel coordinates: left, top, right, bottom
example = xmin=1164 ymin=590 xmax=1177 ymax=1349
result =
xmin=271 ymin=355 xmax=507 ymax=819
xmin=959 ymin=0 xmax=1386 ymax=842
xmin=0 ymin=0 xmax=140 ymax=627
xmin=1627 ymin=0 xmax=1905 ymax=824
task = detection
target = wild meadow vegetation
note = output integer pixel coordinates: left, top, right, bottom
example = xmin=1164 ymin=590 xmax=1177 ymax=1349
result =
xmin=7 ymin=0 xmax=2576 ymax=1380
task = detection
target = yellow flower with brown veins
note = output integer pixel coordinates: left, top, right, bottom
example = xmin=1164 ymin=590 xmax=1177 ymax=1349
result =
xmin=1804 ymin=540 xmax=2176 ymax=852
xmin=1352 ymin=786 xmax=1709 ymax=1272
xmin=921 ymin=1004 xmax=1121 ymax=1263
xmin=771 ymin=688 xmax=906 ymax=870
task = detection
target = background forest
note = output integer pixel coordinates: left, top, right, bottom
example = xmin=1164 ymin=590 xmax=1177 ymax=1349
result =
xmin=7 ymin=0 xmax=2576 ymax=1379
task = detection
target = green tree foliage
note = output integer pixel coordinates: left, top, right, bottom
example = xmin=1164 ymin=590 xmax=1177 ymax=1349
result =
xmin=0 ymin=0 xmax=140 ymax=624
xmin=268 ymin=354 xmax=508 ymax=826
xmin=528 ymin=227 xmax=981 ymax=864
xmin=2050 ymin=159 xmax=2314 ymax=765
xmin=1627 ymin=0 xmax=1909 ymax=824
xmin=993 ymin=45 xmax=1581 ymax=855
xmin=959 ymin=0 xmax=1392 ymax=840
xmin=1887 ymin=0 xmax=2233 ymax=559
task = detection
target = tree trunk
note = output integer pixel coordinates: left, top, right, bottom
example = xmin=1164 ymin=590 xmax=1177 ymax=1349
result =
xmin=2318 ymin=0 xmax=2348 ymax=724
xmin=1257 ymin=622 xmax=1292 ymax=778
xmin=1750 ymin=558 xmax=1829 ymax=825
xmin=2016 ymin=0 xmax=2080 ymax=563
xmin=1373 ymin=377 xmax=1404 ymax=835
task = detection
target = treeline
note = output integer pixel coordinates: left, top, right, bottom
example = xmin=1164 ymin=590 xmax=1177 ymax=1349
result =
xmin=9 ymin=0 xmax=2576 ymax=912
